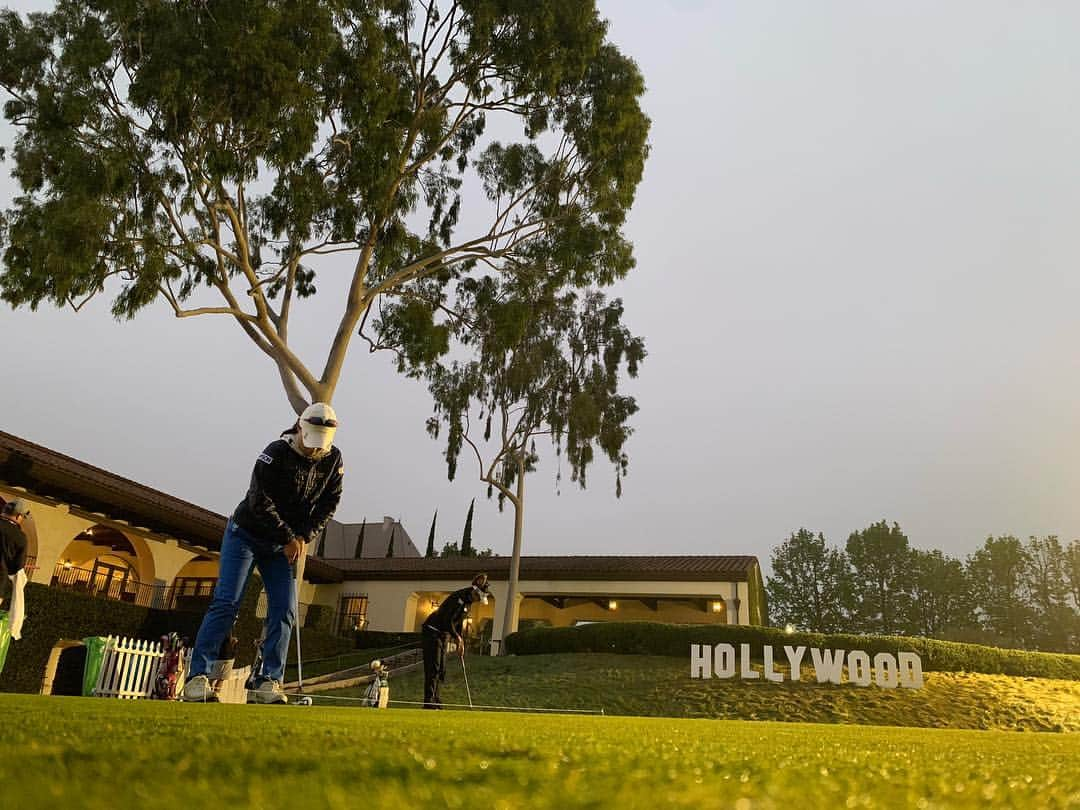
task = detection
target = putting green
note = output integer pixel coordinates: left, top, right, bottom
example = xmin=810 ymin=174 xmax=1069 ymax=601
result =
xmin=0 ymin=693 xmax=1076 ymax=809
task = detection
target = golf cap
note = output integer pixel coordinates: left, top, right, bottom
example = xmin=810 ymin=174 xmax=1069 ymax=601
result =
xmin=3 ymin=497 xmax=31 ymax=518
xmin=472 ymin=573 xmax=490 ymax=592
xmin=300 ymin=402 xmax=338 ymax=451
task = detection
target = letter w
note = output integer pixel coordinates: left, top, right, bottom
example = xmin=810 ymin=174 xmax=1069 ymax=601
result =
xmin=810 ymin=648 xmax=845 ymax=684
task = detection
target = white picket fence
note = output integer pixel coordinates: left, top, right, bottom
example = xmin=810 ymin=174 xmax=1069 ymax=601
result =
xmin=94 ymin=636 xmax=173 ymax=699
xmin=94 ymin=636 xmax=252 ymax=702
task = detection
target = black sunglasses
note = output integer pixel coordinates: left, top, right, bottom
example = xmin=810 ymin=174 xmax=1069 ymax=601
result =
xmin=305 ymin=417 xmax=338 ymax=428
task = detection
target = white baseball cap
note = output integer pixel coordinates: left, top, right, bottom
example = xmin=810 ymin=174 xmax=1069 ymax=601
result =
xmin=299 ymin=402 xmax=338 ymax=451
xmin=3 ymin=497 xmax=31 ymax=518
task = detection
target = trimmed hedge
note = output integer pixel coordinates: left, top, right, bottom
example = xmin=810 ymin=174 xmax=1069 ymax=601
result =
xmin=302 ymin=603 xmax=336 ymax=635
xmin=504 ymin=621 xmax=1080 ymax=681
xmin=354 ymin=630 xmax=422 ymax=650
xmin=0 ymin=579 xmax=352 ymax=694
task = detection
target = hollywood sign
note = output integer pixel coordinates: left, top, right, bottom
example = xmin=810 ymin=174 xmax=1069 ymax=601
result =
xmin=690 ymin=644 xmax=924 ymax=689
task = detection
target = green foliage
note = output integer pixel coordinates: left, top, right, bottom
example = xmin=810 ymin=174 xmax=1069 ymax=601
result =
xmin=425 ymin=510 xmax=437 ymax=558
xmin=302 ymin=603 xmax=336 ymax=635
xmin=354 ymin=519 xmax=366 ymax=559
xmin=908 ymin=549 xmax=972 ymax=639
xmin=461 ymin=498 xmax=475 ymax=556
xmin=845 ymin=521 xmax=912 ymax=635
xmin=967 ymin=536 xmax=1035 ymax=648
xmin=353 ymin=630 xmax=421 ymax=650
xmin=766 ymin=529 xmax=847 ymax=633
xmin=504 ymin=621 xmax=1080 ymax=680
xmin=0 ymin=579 xmax=351 ymax=693
xmin=420 ymin=279 xmax=645 ymax=502
xmin=0 ymin=0 xmax=650 ymax=408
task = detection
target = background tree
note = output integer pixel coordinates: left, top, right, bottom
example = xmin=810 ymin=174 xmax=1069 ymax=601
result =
xmin=419 ymin=275 xmax=644 ymax=648
xmin=907 ymin=549 xmax=971 ymax=639
xmin=765 ymin=529 xmax=847 ymax=633
xmin=0 ymin=0 xmax=649 ymax=413
xmin=425 ymin=510 xmax=438 ymax=558
xmin=967 ymin=536 xmax=1034 ymax=648
xmin=1023 ymin=535 xmax=1072 ymax=651
xmin=844 ymin=521 xmax=913 ymax=635
xmin=461 ymin=498 xmax=476 ymax=558
xmin=354 ymin=519 xmax=367 ymax=560
xmin=1066 ymin=539 xmax=1080 ymax=610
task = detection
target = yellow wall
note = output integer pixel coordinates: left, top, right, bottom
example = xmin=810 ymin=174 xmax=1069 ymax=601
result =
xmin=518 ymin=596 xmax=727 ymax=627
xmin=0 ymin=486 xmax=209 ymax=588
xmin=327 ymin=576 xmax=751 ymax=648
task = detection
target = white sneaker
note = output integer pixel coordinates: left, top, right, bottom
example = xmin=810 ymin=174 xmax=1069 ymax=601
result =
xmin=180 ymin=674 xmax=219 ymax=703
xmin=248 ymin=680 xmax=288 ymax=704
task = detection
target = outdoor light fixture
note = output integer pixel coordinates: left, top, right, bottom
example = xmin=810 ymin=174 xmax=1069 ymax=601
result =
xmin=785 ymin=623 xmax=796 ymax=635
xmin=711 ymin=601 xmax=724 ymax=613
xmin=608 ymin=600 xmax=618 ymax=611
xmin=62 ymin=560 xmax=73 ymax=569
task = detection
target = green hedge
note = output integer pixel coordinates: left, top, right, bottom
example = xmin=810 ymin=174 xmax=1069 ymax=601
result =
xmin=0 ymin=579 xmax=352 ymax=694
xmin=504 ymin=621 xmax=1080 ymax=681
xmin=354 ymin=630 xmax=422 ymax=650
xmin=302 ymin=604 xmax=336 ymax=635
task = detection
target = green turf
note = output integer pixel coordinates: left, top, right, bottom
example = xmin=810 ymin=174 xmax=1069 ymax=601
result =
xmin=0 ymin=693 xmax=1076 ymax=809
xmin=326 ymin=653 xmax=1080 ymax=732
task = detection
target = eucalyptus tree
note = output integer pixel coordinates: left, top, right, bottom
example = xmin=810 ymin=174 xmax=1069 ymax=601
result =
xmin=0 ymin=0 xmax=649 ymax=412
xmin=412 ymin=272 xmax=644 ymax=647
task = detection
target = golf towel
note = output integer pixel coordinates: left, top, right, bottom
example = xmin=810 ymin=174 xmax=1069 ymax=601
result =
xmin=8 ymin=570 xmax=26 ymax=640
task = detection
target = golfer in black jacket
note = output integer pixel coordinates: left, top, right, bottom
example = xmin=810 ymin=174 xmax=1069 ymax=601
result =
xmin=181 ymin=403 xmax=344 ymax=704
xmin=422 ymin=574 xmax=489 ymax=709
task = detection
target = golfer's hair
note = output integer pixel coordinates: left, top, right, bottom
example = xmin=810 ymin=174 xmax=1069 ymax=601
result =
xmin=472 ymin=573 xmax=489 ymax=589
xmin=281 ymin=420 xmax=301 ymax=437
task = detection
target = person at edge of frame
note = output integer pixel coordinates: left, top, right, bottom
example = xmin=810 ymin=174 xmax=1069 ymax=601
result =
xmin=421 ymin=573 xmax=490 ymax=709
xmin=179 ymin=403 xmax=344 ymax=705
xmin=0 ymin=498 xmax=31 ymax=613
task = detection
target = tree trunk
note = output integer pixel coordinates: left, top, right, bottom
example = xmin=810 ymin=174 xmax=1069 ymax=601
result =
xmin=499 ymin=459 xmax=526 ymax=654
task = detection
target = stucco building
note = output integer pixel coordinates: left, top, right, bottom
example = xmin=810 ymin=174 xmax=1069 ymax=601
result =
xmin=0 ymin=430 xmax=766 ymax=653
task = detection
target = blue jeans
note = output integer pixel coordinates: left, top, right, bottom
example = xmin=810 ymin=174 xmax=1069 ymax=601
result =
xmin=188 ymin=520 xmax=296 ymax=683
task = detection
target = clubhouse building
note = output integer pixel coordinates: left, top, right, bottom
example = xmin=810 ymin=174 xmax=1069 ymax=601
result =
xmin=0 ymin=430 xmax=766 ymax=653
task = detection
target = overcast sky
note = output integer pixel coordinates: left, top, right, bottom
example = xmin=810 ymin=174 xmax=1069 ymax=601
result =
xmin=2 ymin=1 xmax=1080 ymax=568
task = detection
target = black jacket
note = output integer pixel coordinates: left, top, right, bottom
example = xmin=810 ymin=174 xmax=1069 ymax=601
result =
xmin=232 ymin=438 xmax=344 ymax=548
xmin=423 ymin=587 xmax=477 ymax=636
xmin=0 ymin=518 xmax=27 ymax=576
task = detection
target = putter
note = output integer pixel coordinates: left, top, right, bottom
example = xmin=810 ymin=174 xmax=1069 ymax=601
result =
xmin=291 ymin=561 xmax=313 ymax=706
xmin=460 ymin=653 xmax=473 ymax=708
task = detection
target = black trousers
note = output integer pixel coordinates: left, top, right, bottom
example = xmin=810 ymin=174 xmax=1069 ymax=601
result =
xmin=421 ymin=626 xmax=447 ymax=709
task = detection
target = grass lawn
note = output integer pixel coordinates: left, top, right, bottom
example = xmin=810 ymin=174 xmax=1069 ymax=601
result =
xmin=0 ymin=693 xmax=1077 ymax=809
xmin=326 ymin=653 xmax=1080 ymax=733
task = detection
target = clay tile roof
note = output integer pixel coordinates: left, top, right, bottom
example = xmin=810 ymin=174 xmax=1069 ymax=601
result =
xmin=0 ymin=430 xmax=228 ymax=549
xmin=321 ymin=555 xmax=759 ymax=582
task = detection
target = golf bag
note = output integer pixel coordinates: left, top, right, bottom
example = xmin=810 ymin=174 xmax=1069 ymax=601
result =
xmin=361 ymin=660 xmax=390 ymax=708
xmin=152 ymin=633 xmax=185 ymax=700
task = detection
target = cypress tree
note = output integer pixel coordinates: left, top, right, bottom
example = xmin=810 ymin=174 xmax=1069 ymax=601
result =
xmin=386 ymin=526 xmax=396 ymax=558
xmin=461 ymin=499 xmax=475 ymax=558
xmin=426 ymin=511 xmax=438 ymax=558
xmin=354 ymin=518 xmax=367 ymax=559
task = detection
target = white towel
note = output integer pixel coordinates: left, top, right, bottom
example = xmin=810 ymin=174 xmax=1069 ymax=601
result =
xmin=8 ymin=569 xmax=26 ymax=640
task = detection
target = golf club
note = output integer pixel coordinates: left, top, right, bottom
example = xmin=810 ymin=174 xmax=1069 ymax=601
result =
xmin=460 ymin=652 xmax=473 ymax=708
xmin=291 ymin=560 xmax=313 ymax=706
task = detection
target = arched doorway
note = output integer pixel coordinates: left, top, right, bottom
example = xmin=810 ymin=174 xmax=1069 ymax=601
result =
xmin=51 ymin=525 xmax=156 ymax=605
xmin=167 ymin=555 xmax=219 ymax=610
